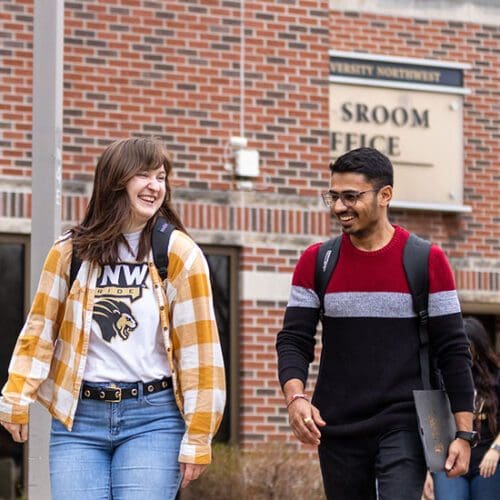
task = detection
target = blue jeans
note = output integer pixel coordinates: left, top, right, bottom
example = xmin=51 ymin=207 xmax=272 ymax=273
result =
xmin=50 ymin=383 xmax=185 ymax=500
xmin=432 ymin=468 xmax=500 ymax=500
xmin=318 ymin=429 xmax=427 ymax=500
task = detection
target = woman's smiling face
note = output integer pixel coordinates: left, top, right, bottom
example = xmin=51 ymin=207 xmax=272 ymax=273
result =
xmin=124 ymin=165 xmax=166 ymax=232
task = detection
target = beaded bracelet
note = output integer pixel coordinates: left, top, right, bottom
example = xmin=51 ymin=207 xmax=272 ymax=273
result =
xmin=286 ymin=393 xmax=309 ymax=408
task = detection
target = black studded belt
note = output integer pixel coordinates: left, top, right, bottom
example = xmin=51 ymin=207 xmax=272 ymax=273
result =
xmin=81 ymin=377 xmax=173 ymax=403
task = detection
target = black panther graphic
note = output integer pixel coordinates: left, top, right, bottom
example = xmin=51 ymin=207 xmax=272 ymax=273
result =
xmin=92 ymin=298 xmax=137 ymax=342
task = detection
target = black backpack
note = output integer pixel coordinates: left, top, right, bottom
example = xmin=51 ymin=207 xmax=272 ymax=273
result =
xmin=69 ymin=217 xmax=175 ymax=287
xmin=315 ymin=233 xmax=437 ymax=388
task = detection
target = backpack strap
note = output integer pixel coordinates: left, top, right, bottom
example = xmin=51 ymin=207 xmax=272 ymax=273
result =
xmin=151 ymin=216 xmax=175 ymax=281
xmin=69 ymin=244 xmax=82 ymax=290
xmin=314 ymin=235 xmax=342 ymax=316
xmin=403 ymin=233 xmax=432 ymax=390
xmin=68 ymin=218 xmax=175 ymax=289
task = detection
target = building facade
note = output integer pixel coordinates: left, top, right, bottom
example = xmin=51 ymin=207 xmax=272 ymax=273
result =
xmin=0 ymin=0 xmax=498 ymax=495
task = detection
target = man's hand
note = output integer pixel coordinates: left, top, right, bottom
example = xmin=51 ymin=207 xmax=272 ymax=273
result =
xmin=0 ymin=420 xmax=28 ymax=443
xmin=180 ymin=463 xmax=207 ymax=488
xmin=287 ymin=397 xmax=326 ymax=446
xmin=444 ymin=438 xmax=471 ymax=477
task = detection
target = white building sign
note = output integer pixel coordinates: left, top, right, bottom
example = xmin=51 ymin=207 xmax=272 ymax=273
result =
xmin=329 ymin=51 xmax=471 ymax=212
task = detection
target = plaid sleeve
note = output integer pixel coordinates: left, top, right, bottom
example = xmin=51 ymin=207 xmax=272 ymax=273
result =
xmin=0 ymin=239 xmax=70 ymax=423
xmin=169 ymin=235 xmax=226 ymax=464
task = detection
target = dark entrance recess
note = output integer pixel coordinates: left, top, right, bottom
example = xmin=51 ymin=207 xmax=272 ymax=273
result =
xmin=0 ymin=236 xmax=29 ymax=499
xmin=203 ymin=247 xmax=239 ymax=444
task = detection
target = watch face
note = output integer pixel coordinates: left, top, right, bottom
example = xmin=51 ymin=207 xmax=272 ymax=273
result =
xmin=470 ymin=432 xmax=479 ymax=447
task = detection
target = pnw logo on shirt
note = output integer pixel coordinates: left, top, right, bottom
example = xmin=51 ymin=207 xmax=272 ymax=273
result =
xmin=92 ymin=263 xmax=148 ymax=343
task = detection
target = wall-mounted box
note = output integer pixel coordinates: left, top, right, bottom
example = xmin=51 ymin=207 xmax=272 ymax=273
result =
xmin=235 ymin=148 xmax=259 ymax=178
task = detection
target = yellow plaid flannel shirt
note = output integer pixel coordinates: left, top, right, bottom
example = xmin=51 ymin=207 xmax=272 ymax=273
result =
xmin=0 ymin=229 xmax=226 ymax=464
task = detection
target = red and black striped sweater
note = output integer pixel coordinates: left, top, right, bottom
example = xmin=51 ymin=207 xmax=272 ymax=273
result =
xmin=277 ymin=225 xmax=474 ymax=437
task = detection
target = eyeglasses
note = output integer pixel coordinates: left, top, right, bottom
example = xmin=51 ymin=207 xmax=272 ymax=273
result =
xmin=321 ymin=189 xmax=379 ymax=208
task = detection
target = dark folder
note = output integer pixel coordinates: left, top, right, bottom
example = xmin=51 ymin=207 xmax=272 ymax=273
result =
xmin=413 ymin=389 xmax=457 ymax=472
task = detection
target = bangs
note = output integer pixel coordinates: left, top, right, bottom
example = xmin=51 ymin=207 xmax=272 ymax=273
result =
xmin=109 ymin=137 xmax=172 ymax=185
xmin=140 ymin=142 xmax=171 ymax=172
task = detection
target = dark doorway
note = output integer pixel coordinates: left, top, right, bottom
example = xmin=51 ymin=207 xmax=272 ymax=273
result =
xmin=0 ymin=236 xmax=29 ymax=499
xmin=203 ymin=247 xmax=239 ymax=444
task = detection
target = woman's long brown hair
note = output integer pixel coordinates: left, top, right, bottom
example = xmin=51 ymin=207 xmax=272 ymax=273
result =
xmin=464 ymin=317 xmax=499 ymax=437
xmin=71 ymin=137 xmax=186 ymax=265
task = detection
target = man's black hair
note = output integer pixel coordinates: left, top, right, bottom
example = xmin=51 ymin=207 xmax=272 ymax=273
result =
xmin=329 ymin=147 xmax=394 ymax=188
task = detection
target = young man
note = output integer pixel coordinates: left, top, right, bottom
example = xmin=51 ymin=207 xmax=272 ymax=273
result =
xmin=276 ymin=147 xmax=475 ymax=499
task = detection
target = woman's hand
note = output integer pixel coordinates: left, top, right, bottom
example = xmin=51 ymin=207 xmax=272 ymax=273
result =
xmin=479 ymin=448 xmax=499 ymax=478
xmin=179 ymin=463 xmax=207 ymax=488
xmin=0 ymin=420 xmax=28 ymax=442
xmin=422 ymin=472 xmax=434 ymax=500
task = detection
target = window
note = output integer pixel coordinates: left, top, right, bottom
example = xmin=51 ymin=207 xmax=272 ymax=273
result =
xmin=202 ymin=246 xmax=239 ymax=443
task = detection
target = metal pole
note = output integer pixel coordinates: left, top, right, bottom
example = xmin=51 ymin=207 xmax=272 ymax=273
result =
xmin=28 ymin=1 xmax=64 ymax=498
xmin=239 ymin=0 xmax=245 ymax=138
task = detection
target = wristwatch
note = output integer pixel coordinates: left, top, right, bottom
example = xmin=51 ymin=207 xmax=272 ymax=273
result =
xmin=490 ymin=443 xmax=500 ymax=453
xmin=455 ymin=430 xmax=479 ymax=448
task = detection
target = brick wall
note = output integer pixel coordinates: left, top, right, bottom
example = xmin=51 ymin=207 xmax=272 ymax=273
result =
xmin=0 ymin=0 xmax=33 ymax=178
xmin=0 ymin=1 xmax=498 ymax=449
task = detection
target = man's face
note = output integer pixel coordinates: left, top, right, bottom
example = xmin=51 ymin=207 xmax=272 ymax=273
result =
xmin=328 ymin=172 xmax=389 ymax=238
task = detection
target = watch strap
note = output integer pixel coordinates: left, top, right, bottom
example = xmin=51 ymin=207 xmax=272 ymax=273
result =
xmin=455 ymin=430 xmax=478 ymax=447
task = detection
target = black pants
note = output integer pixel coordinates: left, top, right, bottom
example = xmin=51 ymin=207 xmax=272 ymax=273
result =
xmin=318 ymin=429 xmax=427 ymax=500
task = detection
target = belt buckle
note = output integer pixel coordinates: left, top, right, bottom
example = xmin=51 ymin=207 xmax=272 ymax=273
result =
xmin=105 ymin=385 xmax=122 ymax=403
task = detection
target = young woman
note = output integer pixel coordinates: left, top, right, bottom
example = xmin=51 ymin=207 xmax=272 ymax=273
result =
xmin=429 ymin=317 xmax=499 ymax=500
xmin=0 ymin=137 xmax=226 ymax=499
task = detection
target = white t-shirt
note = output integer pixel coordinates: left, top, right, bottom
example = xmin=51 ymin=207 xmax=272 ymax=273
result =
xmin=83 ymin=231 xmax=171 ymax=382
